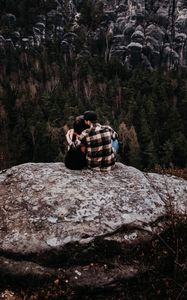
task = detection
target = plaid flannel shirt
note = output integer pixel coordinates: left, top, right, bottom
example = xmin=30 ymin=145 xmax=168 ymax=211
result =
xmin=76 ymin=123 xmax=117 ymax=171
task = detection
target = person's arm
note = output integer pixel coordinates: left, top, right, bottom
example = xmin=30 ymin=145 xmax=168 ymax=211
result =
xmin=109 ymin=127 xmax=119 ymax=153
xmin=75 ymin=130 xmax=87 ymax=147
xmin=106 ymin=126 xmax=118 ymax=140
xmin=111 ymin=129 xmax=118 ymax=140
xmin=66 ymin=129 xmax=74 ymax=146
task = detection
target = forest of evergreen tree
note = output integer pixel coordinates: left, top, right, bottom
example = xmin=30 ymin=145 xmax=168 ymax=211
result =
xmin=0 ymin=0 xmax=187 ymax=171
xmin=0 ymin=45 xmax=187 ymax=171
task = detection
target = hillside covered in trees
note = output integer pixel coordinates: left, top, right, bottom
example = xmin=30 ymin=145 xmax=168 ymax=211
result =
xmin=0 ymin=0 xmax=187 ymax=170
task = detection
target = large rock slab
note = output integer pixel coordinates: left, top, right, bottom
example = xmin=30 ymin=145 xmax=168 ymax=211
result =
xmin=0 ymin=162 xmax=186 ymax=287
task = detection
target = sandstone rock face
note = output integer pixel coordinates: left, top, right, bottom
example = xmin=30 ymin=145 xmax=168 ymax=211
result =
xmin=0 ymin=162 xmax=186 ymax=288
xmin=0 ymin=1 xmax=187 ymax=69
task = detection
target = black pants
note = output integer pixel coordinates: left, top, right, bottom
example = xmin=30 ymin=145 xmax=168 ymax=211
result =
xmin=65 ymin=149 xmax=87 ymax=170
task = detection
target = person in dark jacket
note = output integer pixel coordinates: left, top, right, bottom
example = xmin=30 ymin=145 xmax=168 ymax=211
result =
xmin=65 ymin=116 xmax=87 ymax=170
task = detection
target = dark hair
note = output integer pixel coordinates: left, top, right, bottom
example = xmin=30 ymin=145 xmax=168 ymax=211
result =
xmin=73 ymin=116 xmax=86 ymax=135
xmin=84 ymin=111 xmax=97 ymax=122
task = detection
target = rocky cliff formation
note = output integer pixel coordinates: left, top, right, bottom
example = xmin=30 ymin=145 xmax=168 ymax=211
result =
xmin=0 ymin=162 xmax=186 ymax=298
xmin=0 ymin=0 xmax=187 ymax=113
xmin=0 ymin=0 xmax=187 ymax=70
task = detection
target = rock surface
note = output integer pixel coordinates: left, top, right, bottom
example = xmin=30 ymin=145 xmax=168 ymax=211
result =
xmin=0 ymin=162 xmax=186 ymax=289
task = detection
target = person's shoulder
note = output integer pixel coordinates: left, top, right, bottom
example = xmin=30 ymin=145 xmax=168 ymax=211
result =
xmin=66 ymin=128 xmax=74 ymax=135
xmin=80 ymin=128 xmax=90 ymax=135
xmin=84 ymin=127 xmax=92 ymax=133
xmin=101 ymin=125 xmax=117 ymax=137
xmin=101 ymin=124 xmax=113 ymax=131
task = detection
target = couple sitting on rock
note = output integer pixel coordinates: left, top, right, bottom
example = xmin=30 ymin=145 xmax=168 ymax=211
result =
xmin=65 ymin=111 xmax=119 ymax=171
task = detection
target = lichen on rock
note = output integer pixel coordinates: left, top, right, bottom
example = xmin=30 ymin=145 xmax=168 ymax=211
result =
xmin=0 ymin=162 xmax=186 ymax=289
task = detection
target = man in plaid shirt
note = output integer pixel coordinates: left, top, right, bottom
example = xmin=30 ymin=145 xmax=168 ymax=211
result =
xmin=75 ymin=111 xmax=118 ymax=171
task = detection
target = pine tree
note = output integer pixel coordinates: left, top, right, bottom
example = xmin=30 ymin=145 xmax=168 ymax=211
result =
xmin=160 ymin=140 xmax=174 ymax=167
xmin=139 ymin=108 xmax=157 ymax=168
xmin=128 ymin=126 xmax=141 ymax=168
xmin=0 ymin=102 xmax=9 ymax=169
xmin=118 ymin=121 xmax=129 ymax=163
xmin=173 ymin=132 xmax=187 ymax=167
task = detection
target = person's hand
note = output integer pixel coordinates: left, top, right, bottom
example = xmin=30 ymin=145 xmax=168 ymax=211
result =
xmin=70 ymin=142 xmax=76 ymax=150
xmin=80 ymin=145 xmax=86 ymax=153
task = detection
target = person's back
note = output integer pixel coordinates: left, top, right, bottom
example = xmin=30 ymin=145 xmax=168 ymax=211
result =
xmin=84 ymin=123 xmax=116 ymax=171
xmin=77 ymin=111 xmax=117 ymax=171
xmin=65 ymin=116 xmax=87 ymax=170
